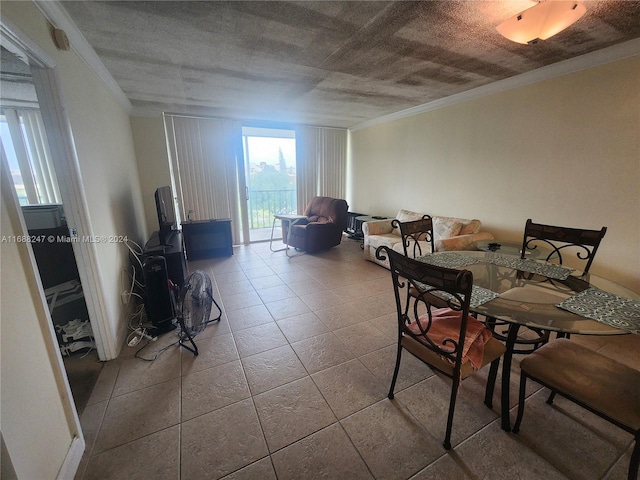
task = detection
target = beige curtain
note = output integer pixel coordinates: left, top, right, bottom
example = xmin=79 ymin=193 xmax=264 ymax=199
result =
xmin=295 ymin=126 xmax=347 ymax=213
xmin=164 ymin=115 xmax=243 ymax=243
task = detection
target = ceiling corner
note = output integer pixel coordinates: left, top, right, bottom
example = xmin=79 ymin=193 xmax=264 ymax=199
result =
xmin=33 ymin=0 xmax=132 ymax=114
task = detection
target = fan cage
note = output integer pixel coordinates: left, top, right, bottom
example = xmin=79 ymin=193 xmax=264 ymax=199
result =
xmin=178 ymin=270 xmax=213 ymax=337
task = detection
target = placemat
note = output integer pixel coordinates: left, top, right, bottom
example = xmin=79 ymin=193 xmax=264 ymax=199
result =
xmin=556 ymin=287 xmax=640 ymax=333
xmin=467 ymin=286 xmax=500 ymax=308
xmin=489 ymin=254 xmax=573 ymax=280
xmin=415 ymin=283 xmax=499 ymax=308
xmin=417 ymin=252 xmax=481 ymax=269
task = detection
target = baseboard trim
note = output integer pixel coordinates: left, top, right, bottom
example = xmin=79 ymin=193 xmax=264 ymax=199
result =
xmin=57 ymin=435 xmax=85 ymax=480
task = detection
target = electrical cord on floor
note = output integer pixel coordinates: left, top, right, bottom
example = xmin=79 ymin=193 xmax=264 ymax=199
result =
xmin=78 ymin=346 xmax=94 ymax=359
xmin=122 ymin=238 xmax=183 ymax=361
xmin=134 ymin=335 xmax=179 ymax=361
xmin=125 ymin=303 xmax=178 ymax=360
xmin=126 ymin=304 xmax=160 ymax=350
xmin=127 ymin=303 xmax=146 ymax=331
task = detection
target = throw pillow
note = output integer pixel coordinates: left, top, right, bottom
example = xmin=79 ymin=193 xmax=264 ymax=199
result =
xmin=459 ymin=219 xmax=481 ymax=235
xmin=433 ymin=217 xmax=462 ymax=240
xmin=392 ymin=209 xmax=425 ymax=236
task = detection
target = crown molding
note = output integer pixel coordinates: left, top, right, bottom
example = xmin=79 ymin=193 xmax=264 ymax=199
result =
xmin=34 ymin=0 xmax=132 ymax=114
xmin=349 ymin=38 xmax=640 ymax=132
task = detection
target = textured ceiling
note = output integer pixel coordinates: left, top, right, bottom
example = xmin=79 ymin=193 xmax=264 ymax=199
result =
xmin=60 ymin=1 xmax=640 ymax=128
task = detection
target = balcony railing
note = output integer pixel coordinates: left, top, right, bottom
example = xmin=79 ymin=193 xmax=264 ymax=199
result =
xmin=248 ymin=189 xmax=296 ymax=229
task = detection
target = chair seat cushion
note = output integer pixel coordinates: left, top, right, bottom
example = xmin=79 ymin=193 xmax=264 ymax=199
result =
xmin=402 ymin=334 xmax=505 ymax=379
xmin=403 ymin=308 xmax=505 ymax=378
xmin=520 ymin=338 xmax=640 ymax=430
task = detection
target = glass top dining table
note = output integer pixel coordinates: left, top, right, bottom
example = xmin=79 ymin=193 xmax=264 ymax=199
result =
xmin=473 ymin=239 xmax=550 ymax=260
xmin=418 ymin=250 xmax=640 ymax=431
xmin=426 ymin=250 xmax=639 ymax=335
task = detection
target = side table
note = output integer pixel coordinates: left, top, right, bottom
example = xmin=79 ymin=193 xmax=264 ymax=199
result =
xmin=270 ymin=214 xmax=307 ymax=257
xmin=352 ymin=215 xmax=388 ymax=240
xmin=352 ymin=215 xmax=388 ymax=249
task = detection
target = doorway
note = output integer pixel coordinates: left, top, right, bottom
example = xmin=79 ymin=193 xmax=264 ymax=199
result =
xmin=241 ymin=126 xmax=296 ymax=242
xmin=0 ymin=45 xmax=100 ymax=414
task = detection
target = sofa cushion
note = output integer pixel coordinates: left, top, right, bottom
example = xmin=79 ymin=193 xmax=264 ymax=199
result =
xmin=392 ymin=209 xmax=425 ymax=236
xmin=433 ymin=217 xmax=463 ymax=240
xmin=368 ymin=233 xmax=400 ymax=252
xmin=392 ymin=240 xmax=433 ymax=258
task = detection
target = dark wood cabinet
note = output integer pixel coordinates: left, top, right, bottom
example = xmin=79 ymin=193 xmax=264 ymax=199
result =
xmin=181 ymin=219 xmax=233 ymax=259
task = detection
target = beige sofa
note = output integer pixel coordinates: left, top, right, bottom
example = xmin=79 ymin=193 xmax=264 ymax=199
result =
xmin=363 ymin=209 xmax=494 ymax=268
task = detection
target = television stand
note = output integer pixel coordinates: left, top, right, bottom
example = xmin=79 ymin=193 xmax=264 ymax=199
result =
xmin=181 ymin=219 xmax=233 ymax=260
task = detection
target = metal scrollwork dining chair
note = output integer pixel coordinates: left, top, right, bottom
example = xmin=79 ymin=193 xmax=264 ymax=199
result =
xmin=521 ymin=218 xmax=607 ymax=271
xmin=392 ymin=215 xmax=449 ymax=308
xmin=391 ymin=215 xmax=434 ymax=259
xmin=484 ymin=218 xmax=607 ymax=408
xmin=377 ymin=246 xmax=506 ymax=450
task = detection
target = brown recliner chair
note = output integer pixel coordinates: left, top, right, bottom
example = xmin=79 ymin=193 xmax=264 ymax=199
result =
xmin=282 ymin=196 xmax=349 ymax=253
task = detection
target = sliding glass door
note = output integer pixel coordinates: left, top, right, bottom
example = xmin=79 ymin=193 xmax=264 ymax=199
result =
xmin=241 ymin=126 xmax=296 ymax=242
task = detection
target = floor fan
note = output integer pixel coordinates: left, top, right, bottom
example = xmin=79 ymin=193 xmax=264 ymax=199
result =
xmin=175 ymin=270 xmax=221 ymax=355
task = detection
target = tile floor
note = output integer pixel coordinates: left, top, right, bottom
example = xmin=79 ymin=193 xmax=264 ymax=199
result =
xmin=75 ymin=237 xmax=639 ymax=480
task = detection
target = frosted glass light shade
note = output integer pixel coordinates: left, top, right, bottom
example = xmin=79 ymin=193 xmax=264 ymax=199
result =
xmin=497 ymin=1 xmax=587 ymax=45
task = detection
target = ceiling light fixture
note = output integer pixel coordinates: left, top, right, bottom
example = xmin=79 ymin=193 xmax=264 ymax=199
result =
xmin=496 ymin=1 xmax=587 ymax=45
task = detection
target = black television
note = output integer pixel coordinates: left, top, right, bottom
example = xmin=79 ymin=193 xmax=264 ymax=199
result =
xmin=155 ymin=185 xmax=177 ymax=245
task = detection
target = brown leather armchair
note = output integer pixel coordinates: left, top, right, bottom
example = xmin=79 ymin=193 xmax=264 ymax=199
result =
xmin=282 ymin=196 xmax=349 ymax=253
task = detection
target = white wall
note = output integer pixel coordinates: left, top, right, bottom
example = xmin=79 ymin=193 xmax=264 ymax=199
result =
xmin=131 ymin=115 xmax=172 ymax=236
xmin=349 ymin=56 xmax=640 ymax=291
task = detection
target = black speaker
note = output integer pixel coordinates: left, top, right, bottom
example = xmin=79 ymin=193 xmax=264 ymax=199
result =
xmin=142 ymin=255 xmax=176 ymax=335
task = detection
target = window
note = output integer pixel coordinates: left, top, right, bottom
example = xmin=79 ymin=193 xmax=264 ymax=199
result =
xmin=0 ymin=109 xmax=60 ymax=205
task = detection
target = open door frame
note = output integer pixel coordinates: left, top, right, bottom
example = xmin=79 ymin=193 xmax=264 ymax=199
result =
xmin=1 ymin=15 xmax=118 ymax=477
xmin=1 ymin=18 xmax=116 ymax=361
